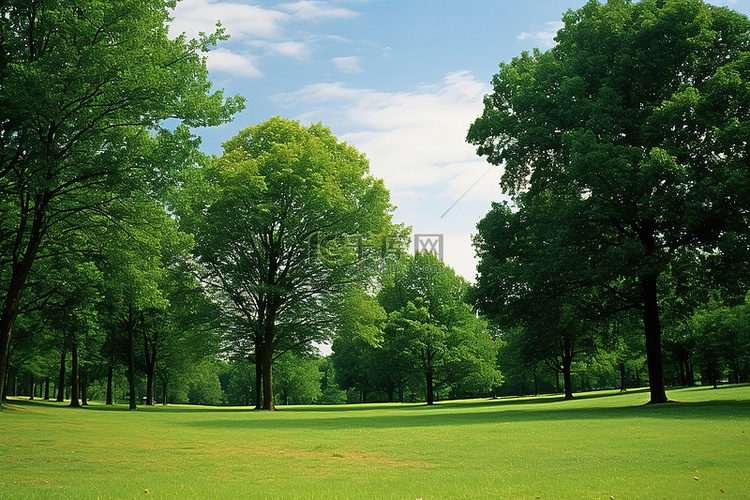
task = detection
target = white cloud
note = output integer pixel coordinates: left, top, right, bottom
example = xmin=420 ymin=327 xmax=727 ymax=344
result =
xmin=331 ymin=56 xmax=363 ymax=73
xmin=272 ymin=71 xmax=489 ymax=188
xmin=205 ymin=48 xmax=263 ymax=78
xmin=169 ymin=0 xmax=289 ymax=40
xmin=278 ymin=1 xmax=361 ymax=22
xmin=517 ymin=21 xmax=564 ymax=48
xmin=251 ymin=40 xmax=312 ymax=60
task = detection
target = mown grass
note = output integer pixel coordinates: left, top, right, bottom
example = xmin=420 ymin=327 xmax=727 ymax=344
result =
xmin=1 ymin=385 xmax=749 ymax=499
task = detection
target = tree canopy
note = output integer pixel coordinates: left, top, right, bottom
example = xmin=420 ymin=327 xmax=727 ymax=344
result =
xmin=178 ymin=117 xmax=398 ymax=410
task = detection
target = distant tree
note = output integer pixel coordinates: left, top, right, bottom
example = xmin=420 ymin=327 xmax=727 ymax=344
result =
xmin=691 ymin=298 xmax=750 ymax=386
xmin=378 ymin=253 xmax=500 ymax=405
xmin=273 ymin=353 xmax=322 ymax=405
xmin=187 ymin=362 xmax=225 ymax=406
xmin=178 ymin=117 xmax=398 ymax=410
xmin=331 ymin=288 xmax=389 ymax=402
xmin=153 ymin=259 xmax=223 ymax=405
xmin=225 ymin=361 xmax=256 ymax=406
xmin=473 ymin=200 xmax=598 ymax=400
xmin=0 ymin=0 xmax=244 ymax=401
xmin=468 ymin=0 xmax=750 ymax=403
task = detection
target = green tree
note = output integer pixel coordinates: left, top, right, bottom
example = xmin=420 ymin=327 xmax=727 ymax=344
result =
xmin=152 ymin=258 xmax=223 ymax=405
xmin=273 ymin=353 xmax=322 ymax=405
xmin=379 ymin=253 xmax=500 ymax=405
xmin=468 ymin=0 xmax=750 ymax=403
xmin=0 ymin=0 xmax=244 ymax=401
xmin=331 ymin=288 xmax=390 ymax=402
xmin=186 ymin=361 xmax=225 ymax=406
xmin=178 ymin=117 xmax=397 ymax=410
xmin=473 ymin=199 xmax=599 ymax=399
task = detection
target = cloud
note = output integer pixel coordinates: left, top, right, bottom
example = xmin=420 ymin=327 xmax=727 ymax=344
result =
xmin=250 ymin=40 xmax=312 ymax=60
xmin=278 ymin=1 xmax=361 ymax=22
xmin=205 ymin=48 xmax=263 ymax=78
xmin=517 ymin=21 xmax=564 ymax=48
xmin=272 ymin=70 xmax=489 ymax=189
xmin=169 ymin=0 xmax=289 ymax=40
xmin=331 ymin=56 xmax=363 ymax=73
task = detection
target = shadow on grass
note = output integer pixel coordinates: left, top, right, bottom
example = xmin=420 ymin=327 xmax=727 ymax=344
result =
xmin=7 ymin=385 xmax=749 ymax=432
xmin=172 ymin=387 xmax=750 ymax=431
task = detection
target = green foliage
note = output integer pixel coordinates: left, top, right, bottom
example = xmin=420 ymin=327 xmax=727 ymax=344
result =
xmin=186 ymin=362 xmax=226 ymax=406
xmin=273 ymin=353 xmax=323 ymax=405
xmin=225 ymin=361 xmax=256 ymax=406
xmin=178 ymin=117 xmax=398 ymax=410
xmin=378 ymin=253 xmax=501 ymax=403
xmin=0 ymin=0 xmax=244 ymax=400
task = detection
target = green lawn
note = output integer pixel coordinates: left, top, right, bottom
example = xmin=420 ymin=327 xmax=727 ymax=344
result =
xmin=2 ymin=385 xmax=749 ymax=499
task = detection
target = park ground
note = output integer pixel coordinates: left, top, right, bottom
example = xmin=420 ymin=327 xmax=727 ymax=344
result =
xmin=2 ymin=385 xmax=749 ymax=499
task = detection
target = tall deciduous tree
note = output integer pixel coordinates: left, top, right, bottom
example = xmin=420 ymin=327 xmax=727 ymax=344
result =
xmin=468 ymin=0 xmax=750 ymax=403
xmin=179 ymin=117 xmax=397 ymax=410
xmin=0 ymin=0 xmax=244 ymax=401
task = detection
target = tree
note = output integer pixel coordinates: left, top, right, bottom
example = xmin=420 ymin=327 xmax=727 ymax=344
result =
xmin=468 ymin=0 xmax=750 ymax=403
xmin=378 ymin=253 xmax=500 ymax=405
xmin=179 ymin=117 xmax=397 ymax=410
xmin=473 ymin=198 xmax=601 ymax=399
xmin=0 ymin=0 xmax=244 ymax=401
xmin=331 ymin=288 xmax=392 ymax=402
xmin=273 ymin=353 xmax=322 ymax=405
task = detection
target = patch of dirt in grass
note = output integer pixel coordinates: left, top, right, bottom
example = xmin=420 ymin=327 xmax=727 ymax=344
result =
xmin=321 ymin=449 xmax=435 ymax=468
xmin=238 ymin=445 xmax=436 ymax=470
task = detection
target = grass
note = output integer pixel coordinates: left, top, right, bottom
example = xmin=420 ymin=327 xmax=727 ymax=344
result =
xmin=1 ymin=385 xmax=750 ymax=499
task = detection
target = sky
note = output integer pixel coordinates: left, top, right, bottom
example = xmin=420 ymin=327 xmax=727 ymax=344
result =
xmin=168 ymin=0 xmax=750 ymax=282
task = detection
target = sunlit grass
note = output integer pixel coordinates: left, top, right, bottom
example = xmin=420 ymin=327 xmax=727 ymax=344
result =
xmin=2 ymin=385 xmax=749 ymax=498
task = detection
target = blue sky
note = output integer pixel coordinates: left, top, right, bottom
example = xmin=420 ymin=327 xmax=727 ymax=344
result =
xmin=169 ymin=0 xmax=750 ymax=282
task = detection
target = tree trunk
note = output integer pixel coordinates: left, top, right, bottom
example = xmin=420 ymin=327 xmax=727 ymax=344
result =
xmin=106 ymin=363 xmax=114 ymax=405
xmin=620 ymin=362 xmax=627 ymax=392
xmin=562 ymin=354 xmax=574 ymax=400
xmin=261 ymin=345 xmax=275 ymax=410
xmin=641 ymin=273 xmax=669 ymax=403
xmin=44 ymin=377 xmax=50 ymax=400
xmin=678 ymin=360 xmax=687 ymax=386
xmin=127 ymin=310 xmax=137 ymax=410
xmin=162 ymin=377 xmax=168 ymax=405
xmin=254 ymin=355 xmax=263 ymax=410
xmin=69 ymin=342 xmax=80 ymax=407
xmin=29 ymin=377 xmax=36 ymax=400
xmin=0 ymin=202 xmax=47 ymax=403
xmin=80 ymin=370 xmax=88 ymax=406
xmin=425 ymin=370 xmax=434 ymax=405
xmin=56 ymin=347 xmax=67 ymax=402
xmin=142 ymin=323 xmax=156 ymax=405
xmin=533 ymin=368 xmax=539 ymax=396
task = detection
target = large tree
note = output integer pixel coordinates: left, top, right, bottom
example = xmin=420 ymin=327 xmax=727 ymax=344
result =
xmin=468 ymin=0 xmax=750 ymax=403
xmin=179 ymin=117 xmax=397 ymax=410
xmin=0 ymin=0 xmax=244 ymax=401
xmin=378 ymin=253 xmax=501 ymax=405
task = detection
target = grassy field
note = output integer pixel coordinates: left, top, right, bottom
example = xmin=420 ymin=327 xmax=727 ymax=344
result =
xmin=1 ymin=385 xmax=749 ymax=499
